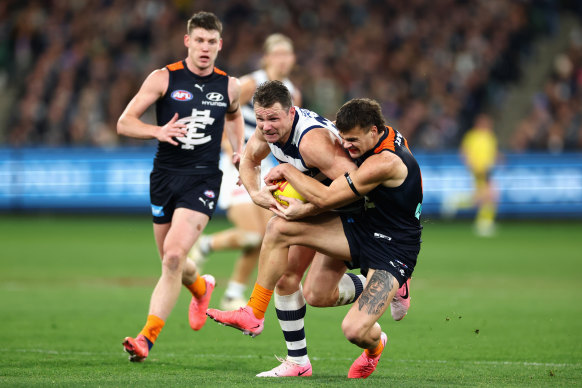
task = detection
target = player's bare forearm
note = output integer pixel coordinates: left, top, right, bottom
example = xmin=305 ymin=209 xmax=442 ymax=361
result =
xmin=118 ymin=112 xmax=186 ymax=146
xmin=272 ymin=199 xmax=324 ymax=220
xmin=225 ymin=76 xmax=245 ymax=157
xmin=239 ymin=158 xmax=261 ymax=195
xmin=280 ymin=164 xmax=360 ymax=210
xmin=225 ymin=109 xmax=244 ymax=155
xmin=118 ymin=68 xmax=168 ymax=140
xmin=240 ymin=158 xmax=279 ymax=210
xmin=278 ymin=164 xmax=332 ymax=208
xmin=117 ymin=114 xmax=159 ymax=140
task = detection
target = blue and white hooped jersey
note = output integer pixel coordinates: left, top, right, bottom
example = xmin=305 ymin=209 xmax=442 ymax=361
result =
xmin=268 ymin=106 xmax=340 ymax=182
xmin=241 ymin=70 xmax=297 ymax=142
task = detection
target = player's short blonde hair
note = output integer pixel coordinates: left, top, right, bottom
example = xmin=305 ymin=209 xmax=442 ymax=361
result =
xmin=263 ymin=33 xmax=293 ymax=54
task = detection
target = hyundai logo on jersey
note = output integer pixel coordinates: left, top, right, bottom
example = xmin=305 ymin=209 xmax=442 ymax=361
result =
xmin=171 ymin=90 xmax=193 ymax=101
xmin=206 ymin=92 xmax=224 ymax=102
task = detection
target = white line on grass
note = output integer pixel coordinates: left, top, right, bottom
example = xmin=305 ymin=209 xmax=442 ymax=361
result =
xmin=1 ymin=348 xmax=579 ymax=369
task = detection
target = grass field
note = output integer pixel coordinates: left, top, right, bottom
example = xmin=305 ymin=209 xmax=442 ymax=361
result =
xmin=0 ymin=214 xmax=581 ymax=387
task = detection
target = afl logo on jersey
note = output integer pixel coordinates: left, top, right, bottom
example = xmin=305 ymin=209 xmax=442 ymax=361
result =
xmin=171 ymin=90 xmax=193 ymax=101
xmin=204 ymin=190 xmax=216 ymax=198
xmin=206 ymin=92 xmax=224 ymax=102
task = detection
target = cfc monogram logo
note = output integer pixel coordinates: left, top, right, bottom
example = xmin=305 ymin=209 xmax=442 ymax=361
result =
xmin=176 ymin=109 xmax=215 ymax=150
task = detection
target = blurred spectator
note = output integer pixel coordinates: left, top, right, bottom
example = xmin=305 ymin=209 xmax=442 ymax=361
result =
xmin=512 ymin=26 xmax=582 ymax=153
xmin=0 ymin=0 xmax=566 ymax=150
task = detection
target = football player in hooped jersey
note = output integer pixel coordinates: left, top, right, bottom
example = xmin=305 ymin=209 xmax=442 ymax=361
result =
xmin=260 ymin=98 xmax=423 ymax=379
xmin=116 ymin=11 xmax=244 ymax=362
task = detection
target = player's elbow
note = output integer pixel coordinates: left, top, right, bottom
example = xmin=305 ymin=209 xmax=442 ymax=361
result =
xmin=226 ymin=108 xmax=242 ymax=122
xmin=305 ymin=193 xmax=333 ymax=210
xmin=309 ymin=197 xmax=327 ymax=209
xmin=300 ymin=190 xmax=325 ymax=208
xmin=116 ymin=115 xmax=127 ymax=136
xmin=117 ymin=114 xmax=137 ymax=137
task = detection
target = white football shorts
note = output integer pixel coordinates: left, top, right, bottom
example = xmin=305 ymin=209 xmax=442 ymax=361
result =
xmin=218 ymin=152 xmax=277 ymax=210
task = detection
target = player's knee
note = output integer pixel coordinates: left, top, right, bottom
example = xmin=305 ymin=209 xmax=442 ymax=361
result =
xmin=265 ymin=217 xmax=296 ymax=243
xmin=341 ymin=317 xmax=366 ymax=344
xmin=275 ymin=272 xmax=301 ymax=294
xmin=263 ymin=219 xmax=279 ymax=246
xmin=303 ymin=283 xmax=327 ymax=307
xmin=162 ymin=248 xmax=186 ymax=272
xmin=304 ymin=290 xmax=325 ymax=307
xmin=303 ymin=283 xmax=316 ymax=305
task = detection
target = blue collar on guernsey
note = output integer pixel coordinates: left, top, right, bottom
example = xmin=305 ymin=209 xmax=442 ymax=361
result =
xmin=357 ymin=126 xmax=389 ymax=164
xmin=275 ymin=108 xmax=300 ymax=149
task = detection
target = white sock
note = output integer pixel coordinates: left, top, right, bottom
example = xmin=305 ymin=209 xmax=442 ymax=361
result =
xmin=238 ymin=231 xmax=262 ymax=249
xmin=224 ymin=281 xmax=246 ymax=299
xmin=274 ymin=287 xmax=309 ymax=365
xmin=199 ymin=235 xmax=212 ymax=255
xmin=335 ymin=273 xmax=366 ymax=306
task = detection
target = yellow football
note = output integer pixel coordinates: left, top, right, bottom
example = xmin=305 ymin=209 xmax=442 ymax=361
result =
xmin=272 ymin=179 xmax=306 ymax=206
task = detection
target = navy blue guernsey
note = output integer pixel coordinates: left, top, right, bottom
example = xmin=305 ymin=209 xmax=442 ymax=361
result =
xmin=154 ymin=61 xmax=230 ymax=174
xmin=357 ymin=126 xmax=423 ymax=246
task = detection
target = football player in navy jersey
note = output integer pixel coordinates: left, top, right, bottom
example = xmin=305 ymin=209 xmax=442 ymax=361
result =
xmin=117 ymin=11 xmax=244 ymax=362
xmin=263 ymin=98 xmax=422 ymax=379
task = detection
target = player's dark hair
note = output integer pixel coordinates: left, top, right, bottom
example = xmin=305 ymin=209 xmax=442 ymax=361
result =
xmin=187 ymin=11 xmax=223 ymax=35
xmin=253 ymin=80 xmax=293 ymax=111
xmin=335 ymin=98 xmax=386 ymax=134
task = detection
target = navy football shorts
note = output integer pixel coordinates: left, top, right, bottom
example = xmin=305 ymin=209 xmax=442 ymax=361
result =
xmin=340 ymin=213 xmax=418 ymax=287
xmin=149 ymin=169 xmax=222 ymax=224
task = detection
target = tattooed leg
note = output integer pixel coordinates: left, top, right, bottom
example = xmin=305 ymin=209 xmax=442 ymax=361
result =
xmin=358 ymin=270 xmax=395 ymax=315
xmin=341 ymin=269 xmax=398 ymax=349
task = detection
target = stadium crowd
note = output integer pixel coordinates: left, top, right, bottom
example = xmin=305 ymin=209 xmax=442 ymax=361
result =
xmin=1 ymin=0 xmax=580 ymax=151
xmin=511 ymin=25 xmax=582 ymax=153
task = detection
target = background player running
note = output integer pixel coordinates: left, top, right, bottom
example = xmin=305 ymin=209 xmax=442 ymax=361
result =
xmin=117 ymin=11 xmax=244 ymax=362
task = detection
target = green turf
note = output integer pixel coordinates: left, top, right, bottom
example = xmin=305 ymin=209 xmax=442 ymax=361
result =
xmin=0 ymin=215 xmax=580 ymax=386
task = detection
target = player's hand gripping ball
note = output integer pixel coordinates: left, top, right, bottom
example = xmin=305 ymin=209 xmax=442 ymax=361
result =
xmin=272 ymin=179 xmax=306 ymax=206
